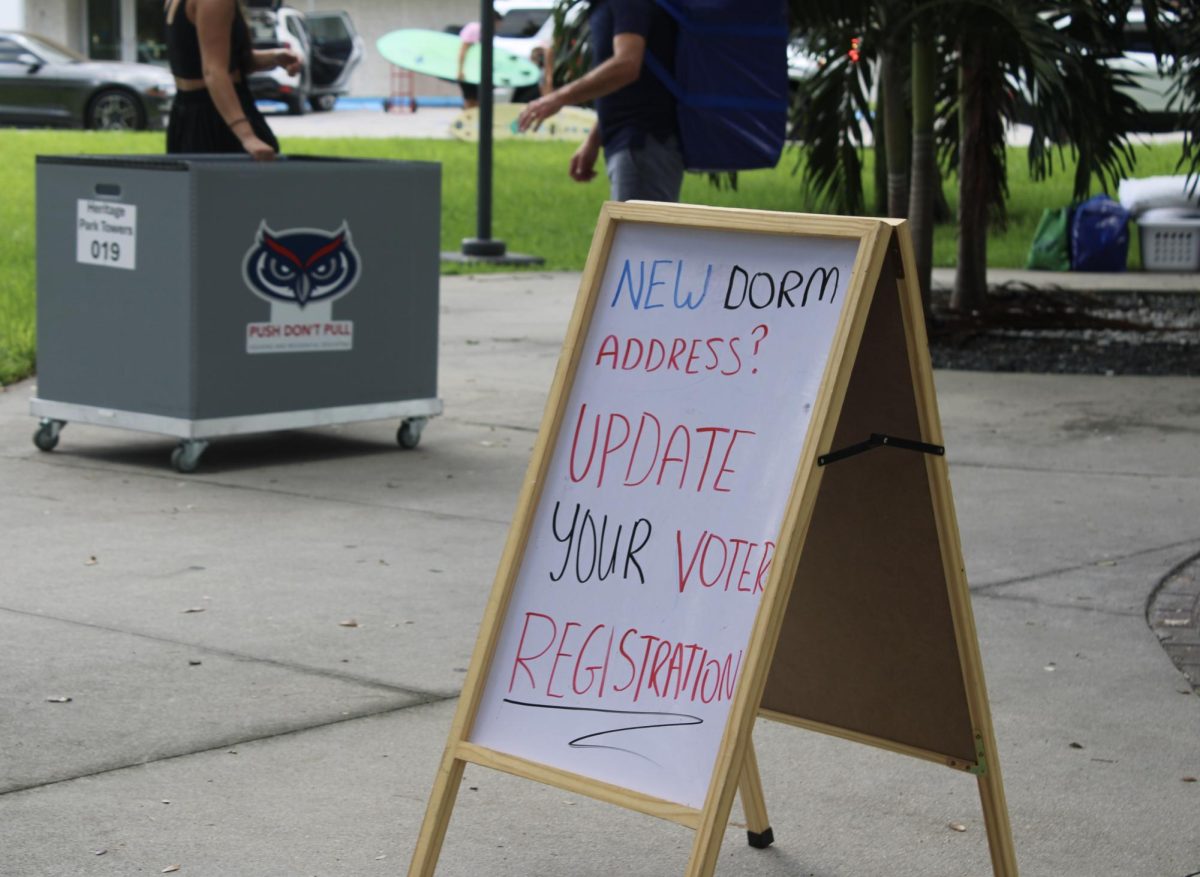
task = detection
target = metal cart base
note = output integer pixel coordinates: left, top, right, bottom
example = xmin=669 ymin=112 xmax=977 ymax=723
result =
xmin=31 ymin=397 xmax=443 ymax=472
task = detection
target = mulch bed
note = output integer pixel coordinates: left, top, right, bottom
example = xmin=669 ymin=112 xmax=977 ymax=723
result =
xmin=926 ymin=288 xmax=1200 ymax=376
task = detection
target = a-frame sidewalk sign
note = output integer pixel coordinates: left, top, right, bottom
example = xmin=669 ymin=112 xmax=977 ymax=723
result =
xmin=408 ymin=202 xmax=1018 ymax=877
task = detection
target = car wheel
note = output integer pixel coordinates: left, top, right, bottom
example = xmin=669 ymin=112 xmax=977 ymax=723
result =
xmin=88 ymin=88 xmax=145 ymax=130
xmin=309 ymin=94 xmax=337 ymax=112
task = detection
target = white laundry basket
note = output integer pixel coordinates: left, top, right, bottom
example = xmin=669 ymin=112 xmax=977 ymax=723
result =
xmin=1137 ymin=207 xmax=1200 ymax=272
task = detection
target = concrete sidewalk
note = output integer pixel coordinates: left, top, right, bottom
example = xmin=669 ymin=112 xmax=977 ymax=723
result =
xmin=1 ymin=271 xmax=1198 ymax=876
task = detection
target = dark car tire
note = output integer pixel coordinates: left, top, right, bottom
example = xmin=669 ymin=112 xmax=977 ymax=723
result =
xmin=309 ymin=94 xmax=337 ymax=112
xmin=87 ymin=88 xmax=146 ymax=131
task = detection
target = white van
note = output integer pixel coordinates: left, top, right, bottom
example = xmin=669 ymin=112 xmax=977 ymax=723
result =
xmin=244 ymin=1 xmax=364 ymax=114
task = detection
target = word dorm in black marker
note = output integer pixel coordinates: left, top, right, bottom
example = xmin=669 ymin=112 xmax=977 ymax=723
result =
xmin=723 ymin=264 xmax=840 ymax=310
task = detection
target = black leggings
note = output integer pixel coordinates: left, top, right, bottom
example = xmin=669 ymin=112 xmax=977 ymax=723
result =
xmin=166 ymin=82 xmax=279 ymax=154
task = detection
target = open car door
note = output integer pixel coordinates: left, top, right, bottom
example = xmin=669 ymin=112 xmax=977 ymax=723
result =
xmin=305 ymin=11 xmax=363 ymax=110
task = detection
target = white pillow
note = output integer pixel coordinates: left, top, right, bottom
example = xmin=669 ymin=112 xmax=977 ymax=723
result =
xmin=1118 ymin=175 xmax=1200 ymax=216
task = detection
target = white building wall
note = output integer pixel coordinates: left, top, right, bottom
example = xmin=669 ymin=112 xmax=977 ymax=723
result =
xmin=21 ymin=0 xmax=84 ymax=52
xmin=0 ymin=0 xmax=23 ymax=30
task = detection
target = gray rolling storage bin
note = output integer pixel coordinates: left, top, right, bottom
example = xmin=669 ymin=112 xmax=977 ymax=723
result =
xmin=31 ymin=154 xmax=442 ymax=471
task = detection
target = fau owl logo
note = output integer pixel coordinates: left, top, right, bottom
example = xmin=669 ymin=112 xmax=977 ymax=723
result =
xmin=242 ymin=222 xmax=361 ymax=308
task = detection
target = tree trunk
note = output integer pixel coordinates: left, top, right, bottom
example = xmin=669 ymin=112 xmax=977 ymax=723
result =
xmin=932 ymin=169 xmax=952 ymax=223
xmin=882 ymin=44 xmax=911 ymax=218
xmin=952 ymin=33 xmax=990 ymax=312
xmin=908 ymin=22 xmax=935 ymax=314
xmin=873 ymin=76 xmax=889 ymax=216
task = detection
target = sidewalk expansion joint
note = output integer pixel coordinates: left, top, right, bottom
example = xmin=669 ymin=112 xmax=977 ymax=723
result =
xmin=972 ymin=535 xmax=1200 ymax=598
xmin=14 ymin=454 xmax=514 ymax=527
xmin=952 ymin=458 xmax=1200 ymax=481
xmin=974 ymin=590 xmax=1142 ymax=618
xmin=0 ymin=603 xmax=457 ymax=700
xmin=454 ymin=418 xmax=539 ymax=434
xmin=0 ymin=696 xmax=457 ymax=799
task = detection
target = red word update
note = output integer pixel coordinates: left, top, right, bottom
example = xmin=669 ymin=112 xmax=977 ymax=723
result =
xmin=568 ymin=403 xmax=756 ymax=493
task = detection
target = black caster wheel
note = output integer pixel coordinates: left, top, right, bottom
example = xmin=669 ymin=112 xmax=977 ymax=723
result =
xmin=171 ymin=440 xmax=208 ymax=473
xmin=33 ymin=419 xmax=64 ymax=452
xmin=397 ymin=417 xmax=427 ymax=449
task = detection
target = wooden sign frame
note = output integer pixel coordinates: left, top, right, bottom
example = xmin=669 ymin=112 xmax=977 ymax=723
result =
xmin=408 ymin=203 xmax=1017 ymax=877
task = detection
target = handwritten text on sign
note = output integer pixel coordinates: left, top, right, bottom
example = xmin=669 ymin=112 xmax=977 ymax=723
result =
xmin=469 ymin=222 xmax=860 ymax=809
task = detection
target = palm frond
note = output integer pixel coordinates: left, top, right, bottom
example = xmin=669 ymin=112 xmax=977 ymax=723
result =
xmin=550 ymin=0 xmax=591 ymax=91
xmin=1164 ymin=2 xmax=1200 ymax=191
xmin=790 ymin=45 xmax=874 ymax=214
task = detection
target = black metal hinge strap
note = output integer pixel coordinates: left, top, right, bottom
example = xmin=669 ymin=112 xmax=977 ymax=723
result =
xmin=818 ymin=433 xmax=945 ymax=467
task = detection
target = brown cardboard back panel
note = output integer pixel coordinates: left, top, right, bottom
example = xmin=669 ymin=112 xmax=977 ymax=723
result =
xmin=761 ymin=257 xmax=977 ymax=765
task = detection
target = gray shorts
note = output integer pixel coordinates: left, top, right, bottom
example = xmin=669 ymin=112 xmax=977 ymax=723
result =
xmin=605 ymin=133 xmax=685 ymax=203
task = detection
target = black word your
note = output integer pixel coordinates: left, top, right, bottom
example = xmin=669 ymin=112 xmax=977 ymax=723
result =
xmin=549 ymin=501 xmax=652 ymax=586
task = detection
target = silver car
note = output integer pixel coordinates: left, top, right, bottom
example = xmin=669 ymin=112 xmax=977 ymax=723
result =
xmin=0 ymin=31 xmax=175 ymax=130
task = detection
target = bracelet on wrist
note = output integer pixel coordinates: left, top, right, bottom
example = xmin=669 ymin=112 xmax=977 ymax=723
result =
xmin=228 ymin=116 xmax=250 ymax=130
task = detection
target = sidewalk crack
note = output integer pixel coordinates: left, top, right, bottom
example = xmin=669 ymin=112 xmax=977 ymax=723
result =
xmin=971 ymin=535 xmax=1200 ymax=595
xmin=0 ymin=697 xmax=456 ymax=798
xmin=10 ymin=454 xmax=515 ymax=526
xmin=0 ymin=604 xmax=456 ymax=699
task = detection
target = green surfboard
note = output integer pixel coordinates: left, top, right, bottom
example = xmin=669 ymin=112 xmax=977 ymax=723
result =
xmin=376 ymin=29 xmax=540 ymax=88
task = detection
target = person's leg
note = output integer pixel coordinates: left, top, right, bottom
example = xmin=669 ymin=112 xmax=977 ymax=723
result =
xmin=605 ymin=134 xmax=685 ymax=202
xmin=605 ymin=147 xmax=637 ymax=202
xmin=633 ymin=134 xmax=685 ymax=202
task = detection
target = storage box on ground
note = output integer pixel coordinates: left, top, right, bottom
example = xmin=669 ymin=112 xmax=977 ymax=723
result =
xmin=32 ymin=154 xmax=442 ymax=471
xmin=1137 ymin=207 xmax=1200 ymax=272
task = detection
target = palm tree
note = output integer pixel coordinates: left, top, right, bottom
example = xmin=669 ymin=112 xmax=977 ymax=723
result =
xmin=879 ymin=4 xmax=912 ymax=219
xmin=790 ymin=0 xmax=1146 ymax=312
xmin=1149 ymin=0 xmax=1200 ymax=191
xmin=547 ymin=0 xmax=1182 ymax=313
xmin=908 ymin=16 xmax=938 ymax=311
xmin=787 ymin=2 xmax=877 ymax=216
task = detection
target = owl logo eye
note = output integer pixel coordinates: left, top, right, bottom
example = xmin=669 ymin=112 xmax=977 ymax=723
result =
xmin=241 ymin=221 xmax=362 ymax=308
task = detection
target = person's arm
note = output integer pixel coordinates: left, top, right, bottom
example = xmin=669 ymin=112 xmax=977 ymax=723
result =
xmin=539 ymin=42 xmax=555 ymax=96
xmin=569 ymin=124 xmax=601 ymax=183
xmin=194 ymin=0 xmax=275 ymax=160
xmin=457 ymin=38 xmax=470 ymax=81
xmin=252 ymin=47 xmax=301 ymax=74
xmin=517 ymin=31 xmax=645 ymax=131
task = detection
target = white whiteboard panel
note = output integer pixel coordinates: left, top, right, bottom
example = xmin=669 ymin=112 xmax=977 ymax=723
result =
xmin=469 ymin=220 xmax=862 ymax=809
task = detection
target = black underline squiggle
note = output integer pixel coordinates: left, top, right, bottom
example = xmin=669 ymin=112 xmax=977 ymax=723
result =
xmin=502 ymin=698 xmax=703 ymax=763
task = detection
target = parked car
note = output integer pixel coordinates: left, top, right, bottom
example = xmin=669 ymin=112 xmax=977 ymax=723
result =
xmin=1011 ymin=5 xmax=1186 ymax=134
xmin=494 ymin=0 xmax=556 ymax=60
xmin=0 ymin=31 xmax=174 ymax=130
xmin=1108 ymin=5 xmax=1183 ymax=132
xmin=244 ymin=1 xmax=363 ymax=114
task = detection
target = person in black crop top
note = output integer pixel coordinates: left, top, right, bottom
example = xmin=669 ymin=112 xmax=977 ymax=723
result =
xmin=164 ymin=0 xmax=301 ymax=159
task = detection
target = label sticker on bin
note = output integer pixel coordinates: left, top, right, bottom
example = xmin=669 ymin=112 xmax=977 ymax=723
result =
xmin=242 ymin=221 xmax=359 ymax=354
xmin=76 ymin=199 xmax=137 ymax=270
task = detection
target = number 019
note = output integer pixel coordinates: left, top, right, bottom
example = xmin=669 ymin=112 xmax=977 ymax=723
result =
xmin=90 ymin=240 xmax=120 ymax=262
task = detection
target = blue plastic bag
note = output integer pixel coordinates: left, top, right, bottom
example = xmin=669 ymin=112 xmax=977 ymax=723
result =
xmin=1070 ymin=195 xmax=1130 ymax=272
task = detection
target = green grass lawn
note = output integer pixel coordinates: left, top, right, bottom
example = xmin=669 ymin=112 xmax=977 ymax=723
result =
xmin=0 ymin=128 xmax=1185 ymax=385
